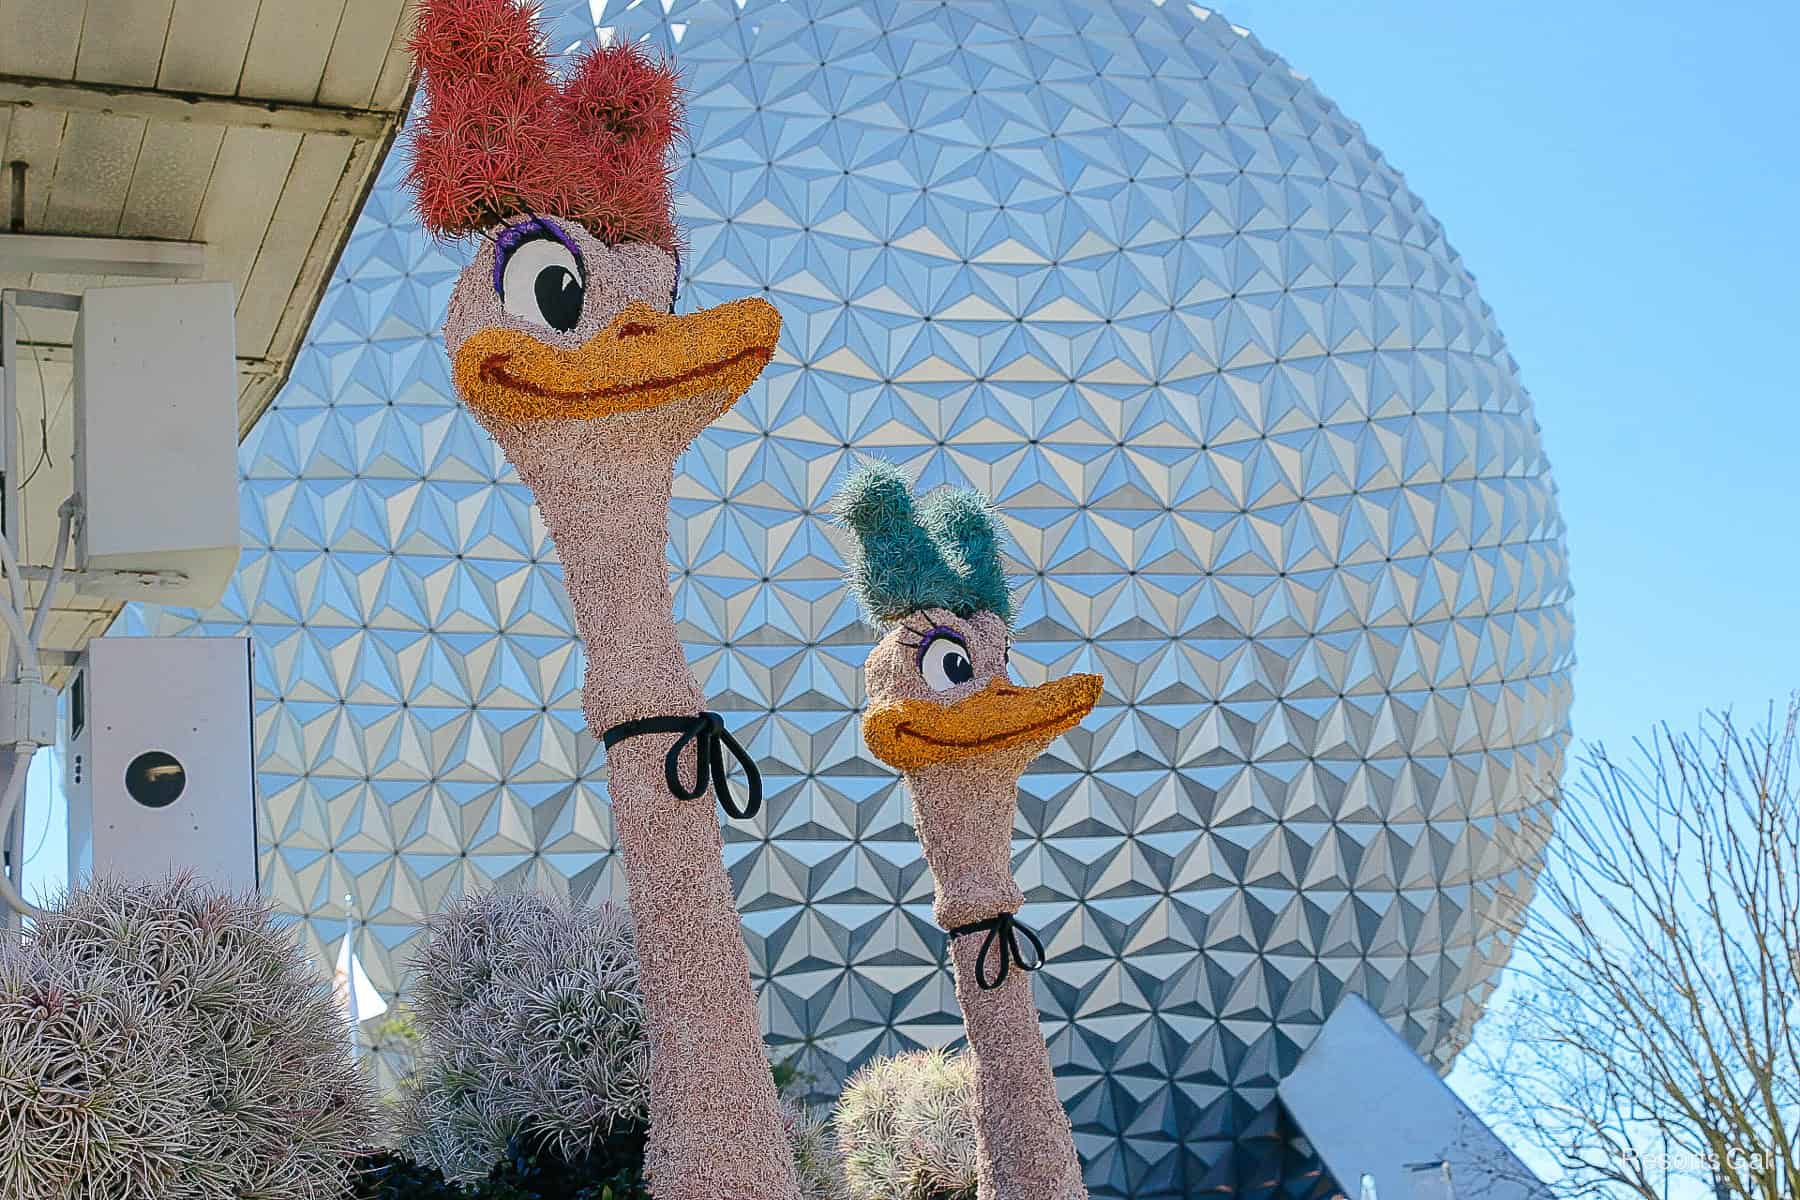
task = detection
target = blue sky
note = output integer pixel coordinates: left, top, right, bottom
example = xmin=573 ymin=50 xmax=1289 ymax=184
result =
xmin=1219 ymin=0 xmax=1800 ymax=1170
xmin=1220 ymin=0 xmax=1800 ymax=761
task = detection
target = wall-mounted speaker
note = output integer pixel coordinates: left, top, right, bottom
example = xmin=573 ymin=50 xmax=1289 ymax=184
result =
xmin=66 ymin=636 xmax=257 ymax=893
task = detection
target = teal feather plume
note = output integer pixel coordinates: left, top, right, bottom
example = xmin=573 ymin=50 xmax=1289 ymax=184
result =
xmin=833 ymin=458 xmax=1014 ymax=626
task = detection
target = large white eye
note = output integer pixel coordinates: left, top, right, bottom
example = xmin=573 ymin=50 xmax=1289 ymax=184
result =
xmin=919 ymin=631 xmax=976 ymax=692
xmin=500 ymin=236 xmax=586 ymax=333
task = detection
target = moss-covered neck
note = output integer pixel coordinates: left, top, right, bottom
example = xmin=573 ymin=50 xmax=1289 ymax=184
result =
xmin=490 ymin=418 xmax=697 ymax=730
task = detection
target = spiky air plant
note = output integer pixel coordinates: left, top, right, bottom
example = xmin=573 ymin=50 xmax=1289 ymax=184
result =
xmin=19 ymin=874 xmax=380 ymax=1199
xmin=403 ymin=4 xmax=796 ymax=1197
xmin=782 ymin=1098 xmax=851 ymax=1200
xmin=0 ymin=946 xmax=206 ymax=1200
xmin=399 ymin=889 xmax=650 ymax=1183
xmin=399 ymin=889 xmax=848 ymax=1197
xmin=835 ymin=1049 xmax=980 ymax=1200
xmin=835 ymin=459 xmax=1102 ymax=1200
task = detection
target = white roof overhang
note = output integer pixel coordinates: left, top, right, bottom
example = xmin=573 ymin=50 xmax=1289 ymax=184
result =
xmin=0 ymin=1 xmax=419 ymax=675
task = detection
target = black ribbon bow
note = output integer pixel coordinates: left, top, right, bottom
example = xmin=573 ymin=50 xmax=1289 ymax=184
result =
xmin=948 ymin=911 xmax=1047 ymax=991
xmin=601 ymin=711 xmax=763 ymax=820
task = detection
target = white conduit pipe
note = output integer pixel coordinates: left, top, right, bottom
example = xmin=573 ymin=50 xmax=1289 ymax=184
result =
xmin=0 ymin=744 xmax=43 ymax=920
xmin=0 ymin=498 xmax=77 ymax=924
xmin=0 ymin=529 xmax=39 ymax=678
xmin=27 ymin=500 xmax=73 ymax=649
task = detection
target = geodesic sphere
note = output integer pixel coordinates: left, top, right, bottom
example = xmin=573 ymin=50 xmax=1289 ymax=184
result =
xmin=141 ymin=0 xmax=1573 ymax=1194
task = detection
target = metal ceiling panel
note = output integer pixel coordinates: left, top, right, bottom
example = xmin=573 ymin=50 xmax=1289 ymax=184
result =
xmin=197 ymin=126 xmax=303 ymax=301
xmin=237 ymin=132 xmax=355 ymax=358
xmin=0 ymin=5 xmax=81 ymax=80
xmin=318 ymin=0 xmax=411 ymax=108
xmin=74 ymin=0 xmax=178 ymax=87
xmin=158 ymin=0 xmax=259 ymax=94
xmin=41 ymin=112 xmax=140 ymax=231
xmin=117 ymin=122 xmax=222 ymax=239
xmin=240 ymin=1 xmax=351 ymax=104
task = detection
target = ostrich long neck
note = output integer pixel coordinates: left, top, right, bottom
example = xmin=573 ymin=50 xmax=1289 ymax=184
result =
xmin=506 ymin=429 xmax=800 ymax=1200
xmin=909 ymin=766 xmax=1088 ymax=1200
xmin=517 ymin=449 xmax=697 ymax=723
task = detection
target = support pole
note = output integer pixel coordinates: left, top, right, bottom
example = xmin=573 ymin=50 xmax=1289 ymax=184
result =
xmin=0 ymin=292 xmax=18 ymax=930
xmin=6 ymin=162 xmax=23 ymax=233
xmin=0 ymin=751 xmax=22 ymax=935
xmin=345 ymin=894 xmax=360 ymax=1056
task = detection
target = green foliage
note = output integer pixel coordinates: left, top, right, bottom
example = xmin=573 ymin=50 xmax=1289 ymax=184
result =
xmin=350 ymin=1150 xmax=462 ymax=1200
xmin=834 ymin=458 xmax=1013 ymax=627
xmin=372 ymin=1009 xmax=422 ymax=1060
xmin=350 ymin=1124 xmax=650 ymax=1200
xmin=770 ymin=1048 xmax=816 ymax=1099
xmin=370 ymin=1007 xmax=425 ymax=1146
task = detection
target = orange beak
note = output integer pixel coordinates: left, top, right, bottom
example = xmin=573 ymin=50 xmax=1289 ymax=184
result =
xmin=451 ymin=297 xmax=781 ymax=423
xmin=863 ymin=674 xmax=1103 ymax=772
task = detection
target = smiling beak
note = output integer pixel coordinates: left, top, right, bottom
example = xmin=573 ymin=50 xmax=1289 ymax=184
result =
xmin=451 ymin=297 xmax=780 ymax=423
xmin=863 ymin=673 xmax=1103 ymax=772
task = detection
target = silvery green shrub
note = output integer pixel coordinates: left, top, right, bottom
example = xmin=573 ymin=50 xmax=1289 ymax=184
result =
xmin=783 ymin=1097 xmax=849 ymax=1200
xmin=399 ymin=889 xmax=651 ymax=1182
xmin=0 ymin=947 xmax=206 ymax=1199
xmin=836 ymin=1048 xmax=979 ymax=1200
xmin=401 ymin=888 xmax=851 ymax=1197
xmin=15 ymin=874 xmax=379 ymax=1199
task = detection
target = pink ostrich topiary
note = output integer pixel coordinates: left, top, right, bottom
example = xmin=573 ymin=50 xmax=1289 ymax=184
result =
xmin=834 ymin=460 xmax=1102 ymax=1200
xmin=403 ymin=4 xmax=797 ymax=1199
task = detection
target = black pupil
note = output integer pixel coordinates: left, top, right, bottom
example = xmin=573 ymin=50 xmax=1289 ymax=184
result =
xmin=944 ymin=648 xmax=974 ymax=685
xmin=535 ymin=264 xmax=584 ymax=332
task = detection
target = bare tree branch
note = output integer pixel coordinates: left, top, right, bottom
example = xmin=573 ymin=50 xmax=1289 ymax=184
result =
xmin=1469 ymin=697 xmax=1800 ymax=1200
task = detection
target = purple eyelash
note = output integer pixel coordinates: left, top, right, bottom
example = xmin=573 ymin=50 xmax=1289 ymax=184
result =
xmin=894 ymin=614 xmax=935 ymax=649
xmin=911 ymin=625 xmax=967 ymax=671
xmin=491 ymin=215 xmax=585 ymax=297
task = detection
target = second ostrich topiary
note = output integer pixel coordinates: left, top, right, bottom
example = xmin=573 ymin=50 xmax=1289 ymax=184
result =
xmin=833 ymin=460 xmax=1100 ymax=1200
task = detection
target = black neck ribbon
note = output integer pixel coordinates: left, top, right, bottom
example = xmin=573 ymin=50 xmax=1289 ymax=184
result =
xmin=948 ymin=911 xmax=1047 ymax=991
xmin=601 ymin=711 xmax=762 ymax=821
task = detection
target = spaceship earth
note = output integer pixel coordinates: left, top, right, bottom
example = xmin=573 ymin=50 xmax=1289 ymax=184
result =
xmin=133 ymin=0 xmax=1574 ymax=1193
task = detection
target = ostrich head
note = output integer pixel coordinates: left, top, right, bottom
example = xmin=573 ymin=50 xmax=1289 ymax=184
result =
xmin=407 ymin=0 xmax=778 ymax=456
xmin=837 ymin=459 xmax=1102 ymax=778
xmin=836 ymin=459 xmax=1102 ymax=925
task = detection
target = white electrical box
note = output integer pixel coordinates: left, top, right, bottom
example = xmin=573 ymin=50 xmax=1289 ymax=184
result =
xmin=67 ymin=637 xmax=257 ymax=893
xmin=73 ymin=282 xmax=241 ymax=605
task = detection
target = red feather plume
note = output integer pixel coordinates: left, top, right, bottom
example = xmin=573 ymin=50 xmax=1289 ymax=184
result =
xmin=405 ymin=0 xmax=682 ymax=250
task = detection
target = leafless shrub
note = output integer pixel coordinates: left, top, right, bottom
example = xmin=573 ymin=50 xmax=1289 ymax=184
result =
xmin=1472 ymin=698 xmax=1800 ymax=1199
